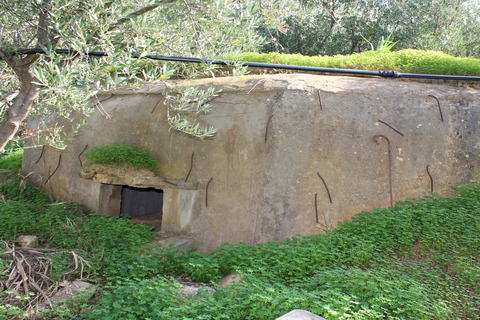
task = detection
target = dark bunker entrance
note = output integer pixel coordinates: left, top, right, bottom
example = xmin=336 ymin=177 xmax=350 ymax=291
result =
xmin=120 ymin=186 xmax=163 ymax=230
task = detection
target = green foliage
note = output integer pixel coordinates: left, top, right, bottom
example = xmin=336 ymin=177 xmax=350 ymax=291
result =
xmin=39 ymin=289 xmax=93 ymax=319
xmin=0 ymin=303 xmax=28 ymax=320
xmin=69 ymin=182 xmax=480 ymax=319
xmin=81 ymin=277 xmax=183 ymax=320
xmin=0 ymin=196 xmax=153 ymax=251
xmin=0 ymin=0 xmax=270 ymax=147
xmin=373 ymin=34 xmax=398 ymax=54
xmin=84 ymin=143 xmax=160 ymax=175
xmin=236 ymin=49 xmax=480 ymax=76
xmin=0 ymin=177 xmax=157 ymax=285
xmin=81 ymin=268 xmax=451 ymax=319
xmin=0 ymin=179 xmax=53 ymax=204
xmin=2 ymin=175 xmax=480 ymax=318
xmin=259 ymin=0 xmax=480 ymax=59
xmin=0 ymin=149 xmax=23 ymax=172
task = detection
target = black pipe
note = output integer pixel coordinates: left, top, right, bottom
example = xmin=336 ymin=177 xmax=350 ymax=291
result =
xmin=3 ymin=49 xmax=480 ymax=81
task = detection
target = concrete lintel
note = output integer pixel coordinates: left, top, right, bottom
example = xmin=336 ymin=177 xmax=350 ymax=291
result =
xmin=82 ymin=173 xmax=197 ymax=190
xmin=80 ymin=164 xmax=198 ymax=190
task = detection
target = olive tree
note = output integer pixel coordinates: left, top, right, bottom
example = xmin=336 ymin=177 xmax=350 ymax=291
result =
xmin=0 ymin=0 xmax=267 ymax=149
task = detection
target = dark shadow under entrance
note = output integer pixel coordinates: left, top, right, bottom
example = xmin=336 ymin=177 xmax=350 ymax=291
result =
xmin=120 ymin=186 xmax=163 ymax=230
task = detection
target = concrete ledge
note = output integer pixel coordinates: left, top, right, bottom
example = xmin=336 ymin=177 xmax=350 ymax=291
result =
xmin=157 ymin=235 xmax=194 ymax=252
xmin=81 ymin=163 xmax=198 ymax=190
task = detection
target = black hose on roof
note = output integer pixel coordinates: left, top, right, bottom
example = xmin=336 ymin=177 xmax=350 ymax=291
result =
xmin=3 ymin=48 xmax=480 ymax=81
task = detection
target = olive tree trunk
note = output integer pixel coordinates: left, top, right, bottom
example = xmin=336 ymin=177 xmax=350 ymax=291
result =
xmin=0 ymin=54 xmax=40 ymax=150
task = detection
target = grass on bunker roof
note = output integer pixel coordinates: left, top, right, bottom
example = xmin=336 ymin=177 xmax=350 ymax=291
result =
xmin=235 ymin=49 xmax=480 ymax=77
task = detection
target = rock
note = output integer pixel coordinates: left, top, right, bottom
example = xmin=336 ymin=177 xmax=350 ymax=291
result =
xmin=179 ymin=285 xmax=214 ymax=298
xmin=275 ymin=309 xmax=326 ymax=320
xmin=50 ymin=280 xmax=96 ymax=304
xmin=218 ymin=273 xmax=242 ymax=287
xmin=16 ymin=235 xmax=38 ymax=248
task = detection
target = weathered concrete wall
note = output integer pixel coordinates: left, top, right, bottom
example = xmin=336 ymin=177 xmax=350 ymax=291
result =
xmin=23 ymin=74 xmax=480 ymax=252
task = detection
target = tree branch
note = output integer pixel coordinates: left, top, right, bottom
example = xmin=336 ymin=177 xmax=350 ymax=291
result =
xmin=36 ymin=0 xmax=51 ymax=46
xmin=108 ymin=0 xmax=177 ymax=32
xmin=86 ymin=0 xmax=177 ymax=47
xmin=0 ymin=89 xmax=20 ymax=108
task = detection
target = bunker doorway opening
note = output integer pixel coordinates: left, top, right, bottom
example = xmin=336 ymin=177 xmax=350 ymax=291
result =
xmin=120 ymin=186 xmax=163 ymax=230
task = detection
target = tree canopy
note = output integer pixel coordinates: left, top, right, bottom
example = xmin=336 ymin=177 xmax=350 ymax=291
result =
xmin=0 ymin=0 xmax=269 ymax=149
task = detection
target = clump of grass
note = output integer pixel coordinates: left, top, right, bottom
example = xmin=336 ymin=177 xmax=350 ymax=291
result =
xmin=0 ymin=149 xmax=23 ymax=172
xmin=235 ymin=49 xmax=480 ymax=76
xmin=84 ymin=143 xmax=160 ymax=175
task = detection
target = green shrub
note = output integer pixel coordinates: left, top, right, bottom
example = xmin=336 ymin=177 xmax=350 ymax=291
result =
xmin=81 ymin=268 xmax=451 ymax=320
xmin=84 ymin=143 xmax=160 ymax=175
xmin=234 ymin=49 xmax=480 ymax=76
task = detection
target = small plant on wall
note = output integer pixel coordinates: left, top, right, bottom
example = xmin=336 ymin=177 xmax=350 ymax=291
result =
xmin=83 ymin=143 xmax=160 ymax=175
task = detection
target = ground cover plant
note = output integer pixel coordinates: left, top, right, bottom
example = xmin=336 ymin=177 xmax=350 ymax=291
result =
xmin=236 ymin=49 xmax=480 ymax=76
xmin=80 ymin=186 xmax=480 ymax=320
xmin=1 ymin=151 xmax=479 ymax=319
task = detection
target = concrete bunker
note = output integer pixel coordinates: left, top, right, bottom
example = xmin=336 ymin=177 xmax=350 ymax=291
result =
xmin=22 ymin=74 xmax=480 ymax=252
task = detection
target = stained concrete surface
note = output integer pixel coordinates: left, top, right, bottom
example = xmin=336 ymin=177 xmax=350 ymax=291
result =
xmin=22 ymin=74 xmax=480 ymax=251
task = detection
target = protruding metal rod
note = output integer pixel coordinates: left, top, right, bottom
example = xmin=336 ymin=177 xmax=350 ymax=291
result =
xmin=265 ymin=115 xmax=274 ymax=143
xmin=378 ymin=120 xmax=404 ymax=137
xmin=316 ymin=172 xmax=333 ymax=203
xmin=78 ymin=144 xmax=88 ymax=167
xmin=428 ymin=95 xmax=444 ymax=122
xmin=426 ymin=165 xmax=434 ymax=192
xmin=44 ymin=155 xmax=62 ymax=185
xmin=151 ymin=96 xmax=164 ymax=114
xmin=373 ymin=134 xmax=393 ymax=207
xmin=35 ymin=145 xmax=46 ymax=164
xmin=317 ymin=90 xmax=323 ymax=110
xmin=185 ymin=152 xmax=194 ymax=182
xmin=247 ymin=79 xmax=263 ymax=94
xmin=206 ymin=178 xmax=213 ymax=207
